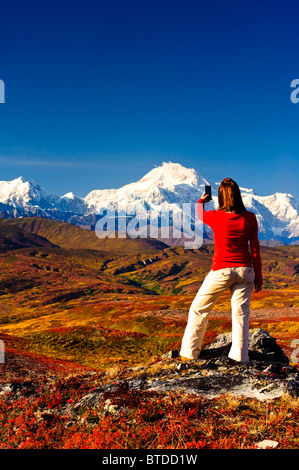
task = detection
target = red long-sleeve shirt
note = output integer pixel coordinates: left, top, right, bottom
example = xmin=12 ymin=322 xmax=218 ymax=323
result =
xmin=197 ymin=199 xmax=263 ymax=286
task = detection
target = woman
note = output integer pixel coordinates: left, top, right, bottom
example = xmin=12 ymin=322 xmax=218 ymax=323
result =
xmin=180 ymin=177 xmax=263 ymax=363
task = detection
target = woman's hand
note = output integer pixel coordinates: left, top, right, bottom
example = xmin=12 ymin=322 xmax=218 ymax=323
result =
xmin=199 ymin=192 xmax=211 ymax=203
xmin=255 ymin=283 xmax=262 ymax=293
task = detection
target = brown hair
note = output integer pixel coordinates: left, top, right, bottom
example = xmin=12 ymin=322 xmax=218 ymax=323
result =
xmin=218 ymin=178 xmax=246 ymax=213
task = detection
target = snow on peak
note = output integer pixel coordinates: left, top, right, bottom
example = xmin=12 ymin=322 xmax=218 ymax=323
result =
xmin=84 ymin=161 xmax=214 ymax=215
xmin=62 ymin=192 xmax=76 ymax=199
xmin=0 ymin=175 xmax=58 ymax=209
xmin=239 ymin=186 xmax=256 ymax=195
xmin=14 ymin=176 xmax=27 ymax=184
xmin=57 ymin=191 xmax=86 ymax=214
xmin=0 ymin=176 xmax=32 ymax=204
xmin=11 ymin=176 xmax=40 ymax=187
xmin=137 ymin=161 xmax=208 ymax=188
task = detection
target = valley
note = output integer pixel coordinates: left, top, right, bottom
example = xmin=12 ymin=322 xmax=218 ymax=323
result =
xmin=0 ymin=218 xmax=298 ymax=373
xmin=0 ymin=217 xmax=298 ymax=449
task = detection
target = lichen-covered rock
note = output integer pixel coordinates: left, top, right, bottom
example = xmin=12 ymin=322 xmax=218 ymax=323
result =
xmin=201 ymin=328 xmax=289 ymax=364
xmin=74 ymin=329 xmax=299 ymax=407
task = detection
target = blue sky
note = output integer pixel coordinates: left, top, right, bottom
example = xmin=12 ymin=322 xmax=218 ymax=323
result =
xmin=0 ymin=0 xmax=299 ymax=198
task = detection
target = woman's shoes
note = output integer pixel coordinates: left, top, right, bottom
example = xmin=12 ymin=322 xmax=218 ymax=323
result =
xmin=180 ymin=356 xmax=192 ymax=362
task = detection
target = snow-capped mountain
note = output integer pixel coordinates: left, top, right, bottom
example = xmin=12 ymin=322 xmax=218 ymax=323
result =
xmin=0 ymin=162 xmax=298 ymax=244
xmin=85 ymin=163 xmax=212 ymax=213
xmin=0 ymin=176 xmax=59 ymax=217
xmin=56 ymin=192 xmax=87 ymax=215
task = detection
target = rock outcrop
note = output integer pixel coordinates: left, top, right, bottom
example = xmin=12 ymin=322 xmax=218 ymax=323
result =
xmin=201 ymin=328 xmax=289 ymax=363
xmin=76 ymin=329 xmax=299 ymax=407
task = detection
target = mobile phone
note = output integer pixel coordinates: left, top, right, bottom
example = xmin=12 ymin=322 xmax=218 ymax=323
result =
xmin=205 ymin=185 xmax=212 ymax=202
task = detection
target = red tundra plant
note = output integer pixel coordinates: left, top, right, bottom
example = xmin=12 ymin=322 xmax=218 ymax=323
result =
xmin=0 ymin=379 xmax=298 ymax=449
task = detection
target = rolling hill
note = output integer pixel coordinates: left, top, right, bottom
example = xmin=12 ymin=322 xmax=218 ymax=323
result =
xmin=0 ymin=220 xmax=56 ymax=253
xmin=3 ymin=217 xmax=169 ymax=253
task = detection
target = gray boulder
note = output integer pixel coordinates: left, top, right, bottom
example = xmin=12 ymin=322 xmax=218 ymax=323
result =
xmin=200 ymin=328 xmax=289 ymax=364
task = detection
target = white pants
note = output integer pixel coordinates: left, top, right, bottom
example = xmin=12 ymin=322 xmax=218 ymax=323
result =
xmin=180 ymin=267 xmax=255 ymax=363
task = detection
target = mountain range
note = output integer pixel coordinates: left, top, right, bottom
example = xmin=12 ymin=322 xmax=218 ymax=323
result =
xmin=0 ymin=162 xmax=298 ymax=245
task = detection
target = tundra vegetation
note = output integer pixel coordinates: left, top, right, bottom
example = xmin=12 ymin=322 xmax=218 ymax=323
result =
xmin=0 ymin=219 xmax=298 ymax=448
